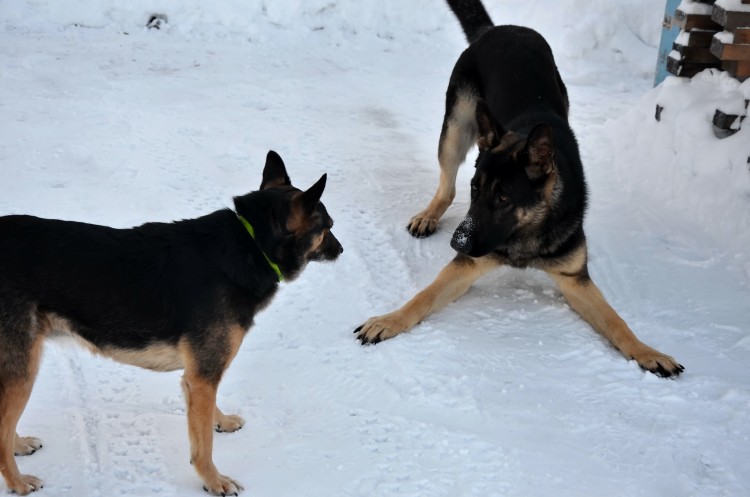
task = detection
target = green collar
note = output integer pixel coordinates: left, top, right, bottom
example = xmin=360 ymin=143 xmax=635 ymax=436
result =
xmin=237 ymin=215 xmax=283 ymax=282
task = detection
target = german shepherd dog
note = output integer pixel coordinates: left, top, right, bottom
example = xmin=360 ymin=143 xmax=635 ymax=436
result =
xmin=355 ymin=0 xmax=683 ymax=378
xmin=0 ymin=151 xmax=342 ymax=495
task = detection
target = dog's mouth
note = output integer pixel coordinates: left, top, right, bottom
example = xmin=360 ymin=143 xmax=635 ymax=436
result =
xmin=308 ymin=232 xmax=343 ymax=262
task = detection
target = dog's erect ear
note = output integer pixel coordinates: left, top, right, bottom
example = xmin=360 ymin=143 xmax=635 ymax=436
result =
xmin=300 ymin=173 xmax=327 ymax=215
xmin=524 ymin=124 xmax=556 ymax=180
xmin=475 ymin=99 xmax=504 ymax=151
xmin=261 ymin=150 xmax=292 ymax=190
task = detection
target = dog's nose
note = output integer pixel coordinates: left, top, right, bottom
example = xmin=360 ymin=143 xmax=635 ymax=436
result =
xmin=450 ymin=229 xmax=472 ymax=254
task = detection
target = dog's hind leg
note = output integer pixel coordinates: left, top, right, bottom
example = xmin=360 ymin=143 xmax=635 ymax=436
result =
xmin=0 ymin=310 xmax=45 ymax=495
xmin=356 ymin=253 xmax=500 ymax=343
xmin=407 ymin=87 xmax=478 ymax=238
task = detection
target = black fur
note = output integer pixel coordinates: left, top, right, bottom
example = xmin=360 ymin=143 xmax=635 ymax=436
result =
xmin=0 ymin=150 xmax=342 ymax=385
xmin=356 ymin=0 xmax=683 ymax=379
xmin=444 ymin=5 xmax=584 ymax=266
xmin=445 ymin=0 xmax=493 ymax=43
xmin=0 ymin=150 xmax=343 ymax=494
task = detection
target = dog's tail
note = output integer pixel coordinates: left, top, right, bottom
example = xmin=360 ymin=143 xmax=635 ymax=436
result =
xmin=445 ymin=0 xmax=494 ymax=44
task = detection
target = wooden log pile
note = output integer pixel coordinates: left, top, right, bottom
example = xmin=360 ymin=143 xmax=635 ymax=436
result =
xmin=668 ymin=0 xmax=722 ymax=77
xmin=668 ymin=0 xmax=750 ymax=81
xmin=664 ymin=1 xmax=750 ymax=136
xmin=709 ymin=0 xmax=750 ymax=80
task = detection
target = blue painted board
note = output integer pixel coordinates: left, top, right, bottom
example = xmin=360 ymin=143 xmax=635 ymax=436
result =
xmin=654 ymin=0 xmax=682 ymax=86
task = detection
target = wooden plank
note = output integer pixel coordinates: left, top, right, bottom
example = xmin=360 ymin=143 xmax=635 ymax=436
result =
xmin=675 ymin=10 xmax=721 ymax=30
xmin=666 ymin=56 xmax=719 ymax=77
xmin=712 ymin=6 xmax=750 ymax=30
xmin=721 ymin=60 xmax=750 ymax=80
xmin=681 ymin=30 xmax=718 ymax=47
xmin=736 ymin=28 xmax=750 ymax=44
xmin=730 ymin=61 xmax=750 ymax=80
xmin=711 ymin=37 xmax=750 ymax=60
xmin=713 ymin=109 xmax=740 ymax=130
xmin=673 ymin=43 xmax=720 ymax=63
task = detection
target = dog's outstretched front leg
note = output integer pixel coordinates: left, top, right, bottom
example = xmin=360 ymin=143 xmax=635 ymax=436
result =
xmin=182 ymin=372 xmax=243 ymax=496
xmin=356 ymin=254 xmax=500 ymax=343
xmin=548 ymin=270 xmax=684 ymax=378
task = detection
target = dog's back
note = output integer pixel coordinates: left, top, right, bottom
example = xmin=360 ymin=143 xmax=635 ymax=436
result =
xmin=446 ymin=0 xmax=569 ymax=131
xmin=1 ymin=214 xmax=229 ymax=346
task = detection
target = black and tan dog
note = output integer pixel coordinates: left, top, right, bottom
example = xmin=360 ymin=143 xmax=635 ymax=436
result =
xmin=0 ymin=151 xmax=342 ymax=495
xmin=356 ymin=0 xmax=683 ymax=378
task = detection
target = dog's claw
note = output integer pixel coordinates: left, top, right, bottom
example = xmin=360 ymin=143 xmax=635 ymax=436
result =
xmin=641 ymin=359 xmax=684 ymax=378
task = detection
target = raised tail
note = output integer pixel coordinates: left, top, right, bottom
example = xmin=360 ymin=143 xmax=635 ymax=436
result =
xmin=445 ymin=0 xmax=494 ymax=44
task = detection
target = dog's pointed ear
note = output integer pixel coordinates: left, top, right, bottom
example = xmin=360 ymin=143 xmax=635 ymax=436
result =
xmin=261 ymin=150 xmax=291 ymax=190
xmin=300 ymin=173 xmax=327 ymax=215
xmin=476 ymin=99 xmax=504 ymax=151
xmin=524 ymin=124 xmax=556 ymax=180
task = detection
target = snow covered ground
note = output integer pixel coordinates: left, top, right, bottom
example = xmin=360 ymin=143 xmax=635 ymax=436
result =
xmin=1 ymin=1 xmax=749 ymax=496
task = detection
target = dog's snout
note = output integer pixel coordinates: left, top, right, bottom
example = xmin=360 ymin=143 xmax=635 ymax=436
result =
xmin=326 ymin=232 xmax=343 ymax=259
xmin=451 ymin=217 xmax=475 ymax=254
xmin=451 ymin=228 xmax=472 ymax=254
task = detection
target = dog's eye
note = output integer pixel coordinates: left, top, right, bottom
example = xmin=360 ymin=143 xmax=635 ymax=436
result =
xmin=470 ymin=184 xmax=478 ymax=198
xmin=498 ymin=194 xmax=510 ymax=204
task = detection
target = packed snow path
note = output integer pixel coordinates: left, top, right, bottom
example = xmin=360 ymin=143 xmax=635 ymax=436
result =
xmin=1 ymin=1 xmax=749 ymax=496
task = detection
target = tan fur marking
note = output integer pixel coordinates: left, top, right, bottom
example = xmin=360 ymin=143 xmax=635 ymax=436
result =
xmin=102 ymin=343 xmax=185 ymax=372
xmin=42 ymin=313 xmax=185 ymax=372
xmin=494 ymin=131 xmax=523 ymax=155
xmin=286 ymin=193 xmax=310 ymax=234
xmin=357 ymin=255 xmax=501 ymax=342
xmin=542 ymin=168 xmax=559 ymax=206
xmin=515 ymin=202 xmax=548 ymax=229
xmin=214 ymin=406 xmax=245 ymax=433
xmin=180 ymin=336 xmax=243 ymax=496
xmin=551 ymin=243 xmax=588 ymax=275
xmin=0 ymin=333 xmax=45 ymax=495
xmin=306 ymin=231 xmax=326 ymax=257
xmin=13 ymin=434 xmax=42 ymax=456
xmin=546 ymin=245 xmax=682 ymax=375
xmin=408 ymin=91 xmax=478 ymax=236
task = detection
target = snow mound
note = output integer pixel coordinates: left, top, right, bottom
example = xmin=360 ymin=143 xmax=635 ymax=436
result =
xmin=606 ymin=70 xmax=750 ymax=270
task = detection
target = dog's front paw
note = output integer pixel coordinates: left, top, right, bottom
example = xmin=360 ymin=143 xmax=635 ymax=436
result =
xmin=202 ymin=474 xmax=243 ymax=496
xmin=7 ymin=474 xmax=44 ymax=495
xmin=406 ymin=212 xmax=439 ymax=238
xmin=214 ymin=413 xmax=245 ymax=433
xmin=632 ymin=347 xmax=684 ymax=378
xmin=354 ymin=312 xmax=410 ymax=344
xmin=14 ymin=435 xmax=43 ymax=456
